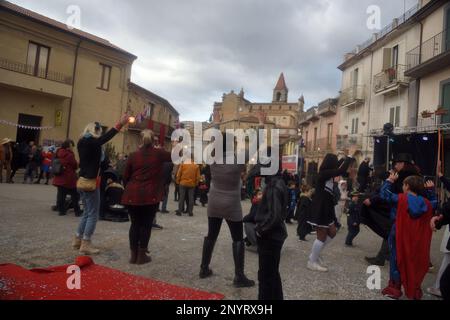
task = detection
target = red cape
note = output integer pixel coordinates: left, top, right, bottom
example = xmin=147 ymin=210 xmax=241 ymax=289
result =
xmin=396 ymin=193 xmax=433 ymax=299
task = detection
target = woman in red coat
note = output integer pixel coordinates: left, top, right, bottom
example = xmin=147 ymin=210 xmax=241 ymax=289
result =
xmin=122 ymin=129 xmax=172 ymax=265
xmin=53 ymin=140 xmax=81 ymax=216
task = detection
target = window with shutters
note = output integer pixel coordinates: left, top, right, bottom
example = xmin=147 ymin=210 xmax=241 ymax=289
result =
xmin=351 ymin=118 xmax=359 ymax=134
xmin=27 ymin=42 xmax=50 ymax=78
xmin=390 ymin=106 xmax=401 ymax=127
xmin=98 ymin=63 xmax=112 ymax=91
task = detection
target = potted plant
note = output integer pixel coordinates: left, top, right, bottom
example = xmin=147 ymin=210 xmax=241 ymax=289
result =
xmin=421 ymin=110 xmax=433 ymax=118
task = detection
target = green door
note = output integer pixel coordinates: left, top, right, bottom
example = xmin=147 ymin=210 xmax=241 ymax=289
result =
xmin=442 ymin=83 xmax=450 ymax=124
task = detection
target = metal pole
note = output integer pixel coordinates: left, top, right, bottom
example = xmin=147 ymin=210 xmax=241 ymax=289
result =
xmin=386 ymin=135 xmax=390 ymax=172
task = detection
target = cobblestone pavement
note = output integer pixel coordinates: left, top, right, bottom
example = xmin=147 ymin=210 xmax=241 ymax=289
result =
xmin=0 ymin=182 xmax=444 ymax=300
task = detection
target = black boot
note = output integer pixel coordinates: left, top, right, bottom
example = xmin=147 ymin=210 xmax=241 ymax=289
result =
xmin=365 ymin=239 xmax=389 ymax=266
xmin=232 ymin=241 xmax=255 ymax=288
xmin=129 ymin=247 xmax=138 ymax=264
xmin=199 ymin=237 xmax=216 ymax=279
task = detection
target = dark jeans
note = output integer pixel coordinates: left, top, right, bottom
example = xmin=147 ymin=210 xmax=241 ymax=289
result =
xmin=441 ymin=263 xmax=450 ymax=301
xmin=357 ymin=176 xmax=368 ymax=193
xmin=174 ymin=184 xmax=180 ymax=201
xmin=179 ymin=186 xmax=195 ymax=214
xmin=345 ymin=224 xmax=360 ymax=245
xmin=207 ymin=217 xmax=243 ymax=242
xmin=128 ymin=204 xmax=158 ymax=249
xmin=56 ymin=186 xmax=80 ymax=214
xmin=257 ymin=237 xmax=284 ymax=300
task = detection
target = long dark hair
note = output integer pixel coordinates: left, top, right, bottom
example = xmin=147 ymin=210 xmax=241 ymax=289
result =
xmin=320 ymin=153 xmax=339 ymax=172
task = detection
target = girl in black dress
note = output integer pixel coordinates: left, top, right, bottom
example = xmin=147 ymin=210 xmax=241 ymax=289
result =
xmin=307 ymin=154 xmax=354 ymax=272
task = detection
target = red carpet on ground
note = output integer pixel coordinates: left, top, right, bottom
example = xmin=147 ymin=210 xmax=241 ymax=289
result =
xmin=0 ymin=256 xmax=224 ymax=300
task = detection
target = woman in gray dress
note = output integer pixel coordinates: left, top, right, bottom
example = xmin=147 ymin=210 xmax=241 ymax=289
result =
xmin=199 ymin=111 xmax=265 ymax=288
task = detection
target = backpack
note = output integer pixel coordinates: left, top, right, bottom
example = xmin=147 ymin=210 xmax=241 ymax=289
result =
xmin=51 ymin=152 xmax=64 ymax=176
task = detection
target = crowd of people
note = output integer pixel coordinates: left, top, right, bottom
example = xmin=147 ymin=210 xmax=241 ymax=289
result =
xmin=1 ymin=110 xmax=450 ymax=301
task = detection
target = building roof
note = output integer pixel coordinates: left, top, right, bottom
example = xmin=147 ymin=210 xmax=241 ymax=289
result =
xmin=274 ymin=73 xmax=288 ymax=91
xmin=0 ymin=0 xmax=137 ymax=59
xmin=129 ymin=82 xmax=179 ymax=116
xmin=338 ymin=2 xmax=421 ymax=70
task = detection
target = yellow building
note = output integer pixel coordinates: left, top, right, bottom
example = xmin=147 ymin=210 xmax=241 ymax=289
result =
xmin=0 ymin=1 xmax=136 ymax=153
xmin=212 ymin=73 xmax=304 ymax=152
xmin=126 ymin=82 xmax=179 ymax=153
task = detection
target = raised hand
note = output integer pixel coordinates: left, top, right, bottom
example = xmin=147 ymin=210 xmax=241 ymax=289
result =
xmin=425 ymin=180 xmax=435 ymax=189
xmin=388 ymin=172 xmax=399 ymax=183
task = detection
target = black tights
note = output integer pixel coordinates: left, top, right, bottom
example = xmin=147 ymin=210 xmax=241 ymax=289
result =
xmin=207 ymin=217 xmax=243 ymax=242
xmin=128 ymin=204 xmax=158 ymax=249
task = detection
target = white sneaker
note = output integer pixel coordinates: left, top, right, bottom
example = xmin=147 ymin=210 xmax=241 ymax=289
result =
xmin=307 ymin=261 xmax=328 ymax=272
xmin=318 ymin=256 xmax=326 ymax=266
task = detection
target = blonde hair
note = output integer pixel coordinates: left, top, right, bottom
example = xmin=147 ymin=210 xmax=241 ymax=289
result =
xmin=141 ymin=129 xmax=155 ymax=146
xmin=81 ymin=123 xmax=102 ymax=138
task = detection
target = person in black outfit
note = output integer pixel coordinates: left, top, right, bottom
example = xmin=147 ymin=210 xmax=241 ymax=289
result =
xmin=363 ymin=154 xmax=420 ymax=266
xmin=306 ymin=154 xmax=354 ymax=272
xmin=431 ymin=203 xmax=450 ymax=301
xmin=345 ymin=192 xmax=361 ymax=246
xmin=243 ymin=189 xmax=263 ymax=250
xmin=255 ymin=171 xmax=288 ymax=300
xmin=357 ymin=158 xmax=372 ymax=192
xmin=160 ymin=162 xmax=174 ymax=213
xmin=296 ymin=185 xmax=313 ymax=241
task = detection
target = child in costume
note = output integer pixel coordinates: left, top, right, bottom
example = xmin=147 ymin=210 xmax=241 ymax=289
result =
xmin=380 ymin=172 xmax=437 ymax=300
xmin=345 ymin=191 xmax=361 ymax=247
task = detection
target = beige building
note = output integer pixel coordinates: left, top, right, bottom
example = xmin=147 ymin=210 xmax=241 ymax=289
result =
xmin=336 ymin=0 xmax=450 ymax=175
xmin=212 ymin=73 xmax=303 ymax=154
xmin=0 ymin=1 xmax=179 ymax=156
xmin=126 ymin=82 xmax=179 ymax=153
xmin=299 ymin=98 xmax=339 ymax=181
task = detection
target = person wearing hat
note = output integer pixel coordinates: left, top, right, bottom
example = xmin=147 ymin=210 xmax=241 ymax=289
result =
xmin=345 ymin=191 xmax=362 ymax=247
xmin=0 ymin=138 xmax=13 ymax=183
xmin=364 ymin=153 xmax=421 ymax=266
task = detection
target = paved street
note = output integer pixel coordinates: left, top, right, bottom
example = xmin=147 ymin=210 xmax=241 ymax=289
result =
xmin=0 ymin=181 xmax=444 ymax=300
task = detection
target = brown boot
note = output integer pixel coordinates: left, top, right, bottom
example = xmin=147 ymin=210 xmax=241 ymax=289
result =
xmin=79 ymin=240 xmax=100 ymax=255
xmin=72 ymin=236 xmax=82 ymax=250
xmin=129 ymin=248 xmax=138 ymax=264
xmin=136 ymin=248 xmax=151 ymax=265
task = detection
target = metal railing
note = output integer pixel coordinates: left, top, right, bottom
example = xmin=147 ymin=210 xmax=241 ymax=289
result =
xmin=373 ymin=64 xmax=410 ymax=92
xmin=336 ymin=134 xmax=363 ymax=150
xmin=317 ymin=99 xmax=338 ymax=115
xmin=406 ymin=28 xmax=450 ymax=70
xmin=0 ymin=57 xmax=73 ymax=85
xmin=351 ymin=3 xmax=420 ymax=54
xmin=340 ymin=85 xmax=366 ymax=106
xmin=303 ymin=137 xmax=336 ymax=154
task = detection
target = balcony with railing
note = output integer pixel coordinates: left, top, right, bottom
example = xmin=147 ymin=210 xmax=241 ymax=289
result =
xmin=317 ymin=98 xmax=338 ymax=116
xmin=336 ymin=134 xmax=363 ymax=151
xmin=373 ymin=64 xmax=410 ymax=95
xmin=303 ymin=137 xmax=337 ymax=156
xmin=339 ymin=85 xmax=365 ymax=108
xmin=299 ymin=107 xmax=319 ymax=126
xmin=406 ymin=28 xmax=450 ymax=78
xmin=0 ymin=57 xmax=73 ymax=98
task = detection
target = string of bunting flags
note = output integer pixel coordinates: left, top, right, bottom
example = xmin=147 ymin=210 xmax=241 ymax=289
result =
xmin=0 ymin=119 xmax=53 ymax=130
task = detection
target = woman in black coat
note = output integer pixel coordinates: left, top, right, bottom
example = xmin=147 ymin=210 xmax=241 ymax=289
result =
xmin=255 ymin=172 xmax=288 ymax=300
xmin=306 ymin=154 xmax=354 ymax=272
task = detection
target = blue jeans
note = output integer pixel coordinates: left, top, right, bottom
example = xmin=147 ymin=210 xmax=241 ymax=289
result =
xmin=388 ymin=223 xmax=400 ymax=282
xmin=77 ymin=189 xmax=100 ymax=240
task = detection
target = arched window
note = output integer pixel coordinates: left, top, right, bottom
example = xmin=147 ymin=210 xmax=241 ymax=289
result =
xmin=276 ymin=92 xmax=282 ymax=101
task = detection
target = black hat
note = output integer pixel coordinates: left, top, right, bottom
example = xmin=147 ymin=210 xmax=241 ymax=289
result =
xmin=393 ymin=153 xmax=413 ymax=164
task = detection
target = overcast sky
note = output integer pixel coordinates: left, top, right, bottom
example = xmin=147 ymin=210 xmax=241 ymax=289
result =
xmin=10 ymin=0 xmax=418 ymax=121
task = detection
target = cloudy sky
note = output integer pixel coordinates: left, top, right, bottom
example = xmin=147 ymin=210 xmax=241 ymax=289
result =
xmin=11 ymin=0 xmax=418 ymax=121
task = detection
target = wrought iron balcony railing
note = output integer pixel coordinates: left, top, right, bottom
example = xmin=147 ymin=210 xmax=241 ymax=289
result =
xmin=373 ymin=64 xmax=410 ymax=93
xmin=406 ymin=27 xmax=450 ymax=71
xmin=339 ymin=85 xmax=366 ymax=107
xmin=0 ymin=57 xmax=73 ymax=85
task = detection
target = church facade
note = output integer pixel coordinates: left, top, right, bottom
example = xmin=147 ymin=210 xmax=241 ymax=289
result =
xmin=212 ymin=73 xmax=304 ymax=155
